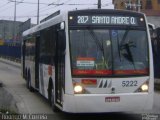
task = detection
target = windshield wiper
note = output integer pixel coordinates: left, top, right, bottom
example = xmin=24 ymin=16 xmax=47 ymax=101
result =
xmin=119 ymin=27 xmax=136 ymax=69
xmin=120 ymin=28 xmax=129 ymax=46
xmin=87 ymin=29 xmax=107 ymax=68
xmin=120 ymin=42 xmax=136 ymax=69
xmin=87 ymin=29 xmax=103 ymax=51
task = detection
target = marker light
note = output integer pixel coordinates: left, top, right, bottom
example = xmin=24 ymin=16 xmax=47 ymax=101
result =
xmin=74 ymin=85 xmax=83 ymax=93
xmin=140 ymin=18 xmax=144 ymax=22
xmin=141 ymin=84 xmax=149 ymax=91
xmin=69 ymin=16 xmax=73 ymax=20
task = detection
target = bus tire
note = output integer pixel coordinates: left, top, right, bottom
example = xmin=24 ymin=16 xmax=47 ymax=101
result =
xmin=28 ymin=73 xmax=34 ymax=92
xmin=49 ymin=86 xmax=59 ymax=112
xmin=26 ymin=71 xmax=29 ymax=89
xmin=24 ymin=68 xmax=26 ymax=80
xmin=26 ymin=77 xmax=29 ymax=89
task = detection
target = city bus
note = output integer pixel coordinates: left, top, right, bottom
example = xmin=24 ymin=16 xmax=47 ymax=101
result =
xmin=148 ymin=23 xmax=155 ymax=40
xmin=22 ymin=9 xmax=154 ymax=113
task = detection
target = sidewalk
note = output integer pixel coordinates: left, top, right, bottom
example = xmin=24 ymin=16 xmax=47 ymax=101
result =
xmin=0 ymin=58 xmax=20 ymax=86
xmin=0 ymin=58 xmax=53 ymax=114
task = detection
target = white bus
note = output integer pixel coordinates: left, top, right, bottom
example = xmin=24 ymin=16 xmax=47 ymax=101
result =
xmin=22 ymin=9 xmax=154 ymax=113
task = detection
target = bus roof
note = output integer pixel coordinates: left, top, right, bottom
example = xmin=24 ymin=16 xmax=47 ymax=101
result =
xmin=23 ymin=10 xmax=67 ymax=37
xmin=68 ymin=9 xmax=145 ymax=16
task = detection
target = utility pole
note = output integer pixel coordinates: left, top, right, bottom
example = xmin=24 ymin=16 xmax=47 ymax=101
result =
xmin=125 ymin=0 xmax=141 ymax=12
xmin=14 ymin=0 xmax=16 ymax=22
xmin=3 ymin=21 xmax=6 ymax=40
xmin=137 ymin=0 xmax=141 ymax=12
xmin=13 ymin=0 xmax=17 ymax=40
xmin=129 ymin=0 xmax=131 ymax=9
xmin=37 ymin=0 xmax=40 ymax=24
xmin=98 ymin=0 xmax=101 ymax=9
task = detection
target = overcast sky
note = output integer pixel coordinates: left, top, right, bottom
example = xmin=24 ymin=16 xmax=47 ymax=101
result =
xmin=0 ymin=0 xmax=114 ymax=24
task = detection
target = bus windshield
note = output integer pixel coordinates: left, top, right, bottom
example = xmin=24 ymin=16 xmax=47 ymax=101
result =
xmin=70 ymin=28 xmax=149 ymax=76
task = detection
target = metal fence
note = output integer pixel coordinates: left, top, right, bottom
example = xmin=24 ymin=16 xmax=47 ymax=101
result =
xmin=0 ymin=44 xmax=21 ymax=62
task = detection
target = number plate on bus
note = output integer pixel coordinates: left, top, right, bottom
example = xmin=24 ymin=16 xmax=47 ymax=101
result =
xmin=105 ymin=97 xmax=120 ymax=102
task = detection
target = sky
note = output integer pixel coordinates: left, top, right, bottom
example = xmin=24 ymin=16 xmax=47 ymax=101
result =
xmin=0 ymin=0 xmax=114 ymax=24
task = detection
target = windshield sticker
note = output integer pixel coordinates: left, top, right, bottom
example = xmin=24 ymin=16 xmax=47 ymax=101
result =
xmin=106 ymin=40 xmax=111 ymax=46
xmin=112 ymin=30 xmax=118 ymax=37
xmin=76 ymin=57 xmax=95 ymax=68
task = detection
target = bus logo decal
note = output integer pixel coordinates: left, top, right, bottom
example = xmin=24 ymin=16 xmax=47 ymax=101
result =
xmin=98 ymin=79 xmax=112 ymax=88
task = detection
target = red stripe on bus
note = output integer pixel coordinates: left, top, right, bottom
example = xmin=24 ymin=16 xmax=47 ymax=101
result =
xmin=73 ymin=69 xmax=113 ymax=75
xmin=114 ymin=68 xmax=149 ymax=74
xmin=73 ymin=68 xmax=149 ymax=75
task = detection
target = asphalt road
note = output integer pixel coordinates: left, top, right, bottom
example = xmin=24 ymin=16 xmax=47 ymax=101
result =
xmin=0 ymin=60 xmax=160 ymax=120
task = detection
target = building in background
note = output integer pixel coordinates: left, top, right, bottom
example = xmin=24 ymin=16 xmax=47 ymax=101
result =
xmin=0 ymin=20 xmax=22 ymax=41
xmin=18 ymin=18 xmax=32 ymax=42
xmin=0 ymin=19 xmax=33 ymax=43
xmin=112 ymin=0 xmax=160 ymax=27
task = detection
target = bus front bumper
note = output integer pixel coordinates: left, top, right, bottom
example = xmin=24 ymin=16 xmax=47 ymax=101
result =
xmin=62 ymin=93 xmax=153 ymax=113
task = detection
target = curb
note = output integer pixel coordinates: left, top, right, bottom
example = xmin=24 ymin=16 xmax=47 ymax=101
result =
xmin=0 ymin=58 xmax=21 ymax=69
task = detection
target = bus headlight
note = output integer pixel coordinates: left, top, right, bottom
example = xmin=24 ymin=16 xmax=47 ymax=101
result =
xmin=74 ymin=85 xmax=83 ymax=93
xmin=135 ymin=81 xmax=149 ymax=92
xmin=141 ymin=84 xmax=149 ymax=91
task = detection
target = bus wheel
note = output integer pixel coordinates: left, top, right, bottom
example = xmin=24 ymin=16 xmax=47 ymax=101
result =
xmin=28 ymin=73 xmax=34 ymax=92
xmin=26 ymin=73 xmax=29 ymax=89
xmin=50 ymin=86 xmax=59 ymax=112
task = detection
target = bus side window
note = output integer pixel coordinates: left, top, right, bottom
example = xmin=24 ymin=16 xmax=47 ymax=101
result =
xmin=39 ymin=27 xmax=56 ymax=65
xmin=57 ymin=30 xmax=66 ymax=53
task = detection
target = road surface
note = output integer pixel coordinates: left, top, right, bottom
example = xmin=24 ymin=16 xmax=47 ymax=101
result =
xmin=0 ymin=59 xmax=159 ymax=120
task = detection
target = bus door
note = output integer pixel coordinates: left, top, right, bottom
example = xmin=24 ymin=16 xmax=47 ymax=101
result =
xmin=55 ymin=27 xmax=66 ymax=107
xmin=35 ymin=35 xmax=40 ymax=89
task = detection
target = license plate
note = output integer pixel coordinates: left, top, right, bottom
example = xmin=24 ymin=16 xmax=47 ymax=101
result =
xmin=105 ymin=96 xmax=120 ymax=102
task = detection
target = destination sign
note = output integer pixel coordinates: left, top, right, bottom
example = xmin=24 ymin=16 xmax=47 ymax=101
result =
xmin=77 ymin=16 xmax=137 ymax=25
xmin=69 ymin=15 xmax=144 ymax=26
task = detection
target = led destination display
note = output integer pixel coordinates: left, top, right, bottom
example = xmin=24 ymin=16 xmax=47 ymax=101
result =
xmin=69 ymin=15 xmax=145 ymax=26
xmin=77 ymin=16 xmax=137 ymax=25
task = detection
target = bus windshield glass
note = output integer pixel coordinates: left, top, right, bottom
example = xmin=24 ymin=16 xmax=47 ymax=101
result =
xmin=70 ymin=28 xmax=149 ymax=76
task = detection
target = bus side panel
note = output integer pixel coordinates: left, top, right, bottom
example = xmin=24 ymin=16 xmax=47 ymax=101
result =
xmin=38 ymin=26 xmax=57 ymax=99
